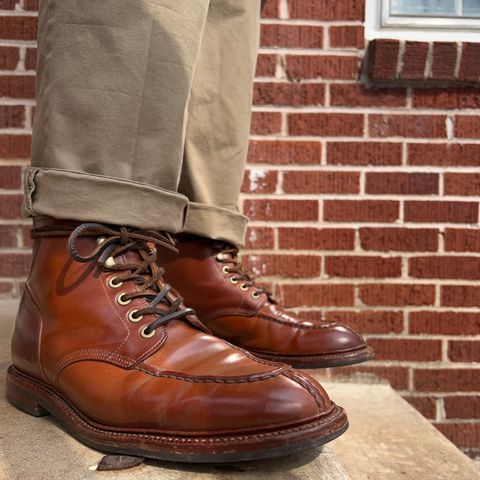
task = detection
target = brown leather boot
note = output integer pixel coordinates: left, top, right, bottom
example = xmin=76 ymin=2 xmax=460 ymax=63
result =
xmin=8 ymin=216 xmax=348 ymax=462
xmin=159 ymin=236 xmax=374 ymax=369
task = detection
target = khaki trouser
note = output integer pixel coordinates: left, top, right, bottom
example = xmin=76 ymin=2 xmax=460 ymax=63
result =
xmin=24 ymin=0 xmax=261 ymax=245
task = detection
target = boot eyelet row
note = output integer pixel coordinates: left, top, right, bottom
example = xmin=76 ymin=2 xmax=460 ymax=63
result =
xmin=252 ymin=291 xmax=261 ymax=299
xmin=230 ymin=277 xmax=239 ymax=284
xmin=128 ymin=309 xmax=143 ymax=323
xmin=140 ymin=325 xmax=156 ymax=339
xmin=222 ymin=265 xmax=230 ymax=275
xmin=107 ymin=276 xmax=123 ymax=289
xmin=116 ymin=292 xmax=131 ymax=306
xmin=240 ymin=284 xmax=249 ymax=291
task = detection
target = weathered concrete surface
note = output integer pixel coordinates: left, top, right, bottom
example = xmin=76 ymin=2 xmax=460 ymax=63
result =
xmin=0 ymin=309 xmax=349 ymax=480
xmin=326 ymin=382 xmax=480 ymax=480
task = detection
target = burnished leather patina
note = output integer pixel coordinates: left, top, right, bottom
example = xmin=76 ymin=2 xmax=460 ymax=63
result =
xmin=160 ymin=236 xmax=374 ymax=369
xmin=7 ymin=216 xmax=348 ymax=462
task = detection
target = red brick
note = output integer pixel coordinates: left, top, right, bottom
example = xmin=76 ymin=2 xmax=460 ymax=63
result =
xmin=0 ymin=16 xmax=37 ymax=40
xmin=413 ymin=88 xmax=480 ymax=109
xmin=409 ymin=144 xmax=480 ymax=167
xmin=431 ymin=42 xmax=457 ymax=80
xmin=410 ymin=256 xmax=480 ymax=280
xmin=330 ymin=84 xmax=407 ymax=108
xmin=286 ymin=55 xmax=360 ymax=80
xmin=250 ymin=112 xmax=282 ymax=135
xmin=0 ymin=46 xmax=19 ymax=70
xmin=245 ymin=254 xmax=321 ymax=278
xmin=22 ymin=224 xmax=32 ymax=248
xmin=442 ymin=285 xmax=480 ymax=307
xmin=368 ymin=39 xmax=400 ymax=80
xmin=369 ymin=114 xmax=446 ymax=138
xmin=329 ymin=25 xmax=364 ymax=49
xmin=326 ymin=256 xmax=401 ymax=278
xmin=0 ymin=281 xmax=14 ymax=296
xmin=455 ymin=116 xmax=480 ymax=138
xmin=404 ymin=201 xmax=478 ymax=224
xmin=0 ymin=135 xmax=31 ymax=158
xmin=401 ymin=41 xmax=428 ymax=80
xmin=324 ymin=200 xmax=399 ymax=223
xmin=283 ymin=171 xmax=359 ymax=194
xmin=243 ymin=199 xmax=318 ymax=221
xmin=360 ymin=228 xmax=438 ymax=252
xmin=0 ymin=225 xmax=19 ymax=248
xmin=360 ymin=284 xmax=435 ymax=307
xmin=325 ymin=310 xmax=404 ymax=334
xmin=248 ymin=140 xmax=321 ymax=165
xmin=445 ymin=173 xmax=480 ymax=196
xmin=436 ymin=423 xmax=480 ymax=449
xmin=327 ymin=142 xmax=402 ymax=166
xmin=0 ymin=75 xmax=35 ymax=99
xmin=410 ymin=311 xmax=480 ymax=336
xmin=289 ymin=0 xmax=365 ymax=21
xmin=0 ymin=0 xmax=20 ymax=8
xmin=444 ymin=396 xmax=480 ymax=419
xmin=254 ymin=82 xmax=325 ymax=106
xmin=0 ymin=165 xmax=22 ymax=189
xmin=0 ymin=194 xmax=23 ymax=219
xmin=459 ymin=43 xmax=480 ymax=82
xmin=403 ymin=396 xmax=436 ymax=419
xmin=449 ymin=341 xmax=480 ymax=363
xmin=23 ymin=0 xmax=38 ymax=10
xmin=25 ymin=47 xmax=37 ymax=71
xmin=367 ymin=338 xmax=442 ymax=361
xmin=261 ymin=0 xmax=279 ymax=18
xmin=445 ymin=228 xmax=480 ymax=252
xmin=255 ymin=54 xmax=277 ymax=77
xmin=241 ymin=170 xmax=277 ymax=194
xmin=331 ymin=365 xmax=409 ymax=390
xmin=244 ymin=227 xmax=274 ymax=250
xmin=278 ymin=284 xmax=354 ymax=307
xmin=0 ymin=106 xmax=24 ymax=129
xmin=278 ymin=227 xmax=355 ymax=250
xmin=0 ymin=253 xmax=31 ymax=277
xmin=414 ymin=368 xmax=480 ymax=392
xmin=261 ymin=24 xmax=323 ymax=49
xmin=366 ymin=172 xmax=438 ymax=195
xmin=288 ymin=113 xmax=364 ymax=137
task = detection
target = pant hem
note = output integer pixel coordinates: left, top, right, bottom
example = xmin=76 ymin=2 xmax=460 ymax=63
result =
xmin=23 ymin=166 xmax=189 ymax=233
xmin=183 ymin=202 xmax=248 ymax=246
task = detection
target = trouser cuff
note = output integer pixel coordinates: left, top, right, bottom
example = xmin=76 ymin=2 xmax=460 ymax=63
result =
xmin=23 ymin=167 xmax=189 ymax=233
xmin=183 ymin=202 xmax=248 ymax=246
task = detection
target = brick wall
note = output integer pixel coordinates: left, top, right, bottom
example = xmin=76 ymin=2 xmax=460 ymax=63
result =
xmin=0 ymin=0 xmax=479 ymax=457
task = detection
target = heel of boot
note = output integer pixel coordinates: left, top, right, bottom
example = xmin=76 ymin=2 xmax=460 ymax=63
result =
xmin=6 ymin=366 xmax=49 ymax=417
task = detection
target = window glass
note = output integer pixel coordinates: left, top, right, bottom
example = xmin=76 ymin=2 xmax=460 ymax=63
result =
xmin=464 ymin=0 xmax=480 ymax=15
xmin=391 ymin=0 xmax=480 ymax=17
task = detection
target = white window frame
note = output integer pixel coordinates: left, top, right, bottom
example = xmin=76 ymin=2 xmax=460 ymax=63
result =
xmin=365 ymin=0 xmax=480 ymax=42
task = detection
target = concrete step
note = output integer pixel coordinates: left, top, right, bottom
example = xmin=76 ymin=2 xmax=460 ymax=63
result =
xmin=1 ymin=306 xmax=479 ymax=480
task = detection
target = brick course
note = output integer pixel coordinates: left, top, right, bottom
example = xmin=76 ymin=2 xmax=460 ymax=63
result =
xmin=1 ymin=0 xmax=479 ymax=455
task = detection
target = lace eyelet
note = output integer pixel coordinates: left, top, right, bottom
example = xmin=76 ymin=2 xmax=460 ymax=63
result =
xmin=96 ymin=236 xmax=106 ymax=245
xmin=230 ymin=277 xmax=239 ymax=284
xmin=116 ymin=292 xmax=131 ymax=306
xmin=216 ymin=253 xmax=225 ymax=261
xmin=107 ymin=276 xmax=123 ymax=289
xmin=140 ymin=325 xmax=155 ymax=339
xmin=252 ymin=291 xmax=261 ymax=299
xmin=240 ymin=284 xmax=249 ymax=291
xmin=128 ymin=309 xmax=142 ymax=323
xmin=222 ymin=265 xmax=230 ymax=275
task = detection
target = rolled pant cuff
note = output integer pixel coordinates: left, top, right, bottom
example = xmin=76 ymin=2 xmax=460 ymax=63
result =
xmin=23 ymin=167 xmax=189 ymax=232
xmin=184 ymin=202 xmax=248 ymax=246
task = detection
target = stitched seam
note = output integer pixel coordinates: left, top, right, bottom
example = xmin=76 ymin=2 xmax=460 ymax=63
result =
xmin=282 ymin=370 xmax=325 ymax=409
xmin=25 ymin=285 xmax=47 ymax=381
xmin=134 ymin=366 xmax=284 ymax=384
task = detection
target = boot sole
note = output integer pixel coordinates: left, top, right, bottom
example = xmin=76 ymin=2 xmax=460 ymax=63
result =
xmin=6 ymin=365 xmax=348 ymax=463
xmin=250 ymin=345 xmax=375 ymax=369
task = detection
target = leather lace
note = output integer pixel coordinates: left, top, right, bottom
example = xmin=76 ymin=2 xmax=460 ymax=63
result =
xmin=33 ymin=223 xmax=195 ymax=335
xmin=213 ymin=242 xmax=274 ymax=301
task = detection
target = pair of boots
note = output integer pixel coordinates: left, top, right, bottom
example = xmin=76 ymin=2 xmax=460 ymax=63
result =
xmin=8 ymin=217 xmax=373 ymax=462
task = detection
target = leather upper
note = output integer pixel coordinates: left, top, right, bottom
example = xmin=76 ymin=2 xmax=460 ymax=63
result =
xmin=11 ymin=217 xmax=333 ymax=432
xmin=159 ymin=237 xmax=368 ymax=357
